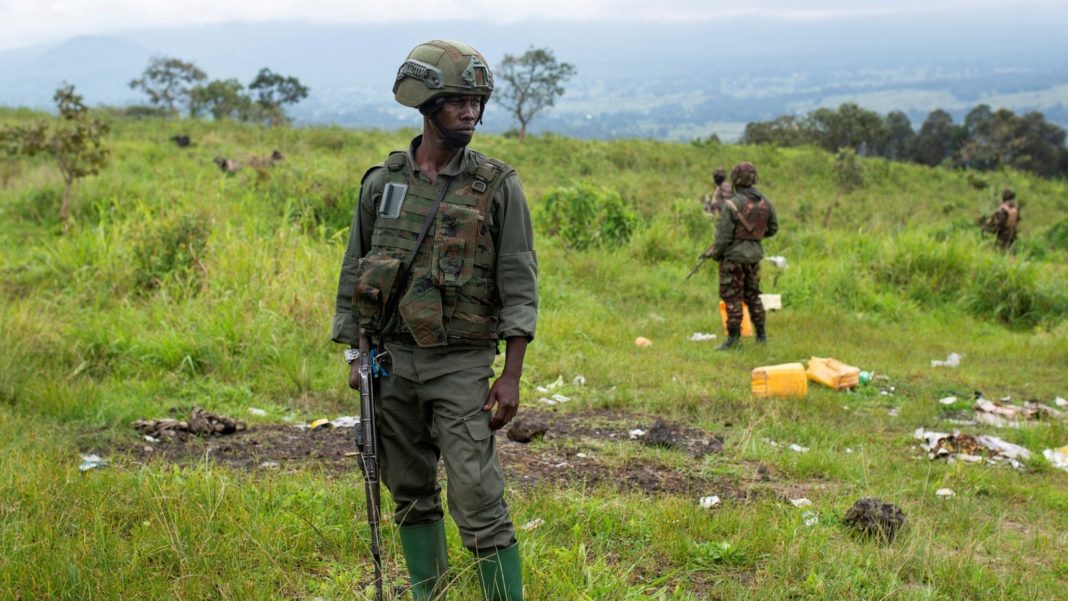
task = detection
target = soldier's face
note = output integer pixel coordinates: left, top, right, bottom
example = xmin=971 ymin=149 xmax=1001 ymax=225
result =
xmin=438 ymin=95 xmax=481 ymax=138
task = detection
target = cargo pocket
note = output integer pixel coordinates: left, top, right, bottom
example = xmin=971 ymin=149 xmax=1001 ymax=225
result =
xmin=398 ymin=275 xmax=447 ymax=347
xmin=459 ymin=409 xmax=504 ymax=510
xmin=353 ymin=253 xmax=402 ymax=328
xmin=433 ymin=204 xmax=479 ymax=288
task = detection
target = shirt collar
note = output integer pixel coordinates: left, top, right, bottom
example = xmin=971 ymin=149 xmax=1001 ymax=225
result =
xmin=406 ymin=135 xmax=471 ymax=179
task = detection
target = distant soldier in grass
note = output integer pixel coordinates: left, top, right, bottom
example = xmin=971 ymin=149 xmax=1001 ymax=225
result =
xmin=985 ymin=187 xmax=1020 ymax=253
xmin=332 ymin=40 xmax=537 ymax=600
xmin=701 ymin=166 xmax=731 ymax=217
xmin=705 ymin=161 xmax=778 ymax=350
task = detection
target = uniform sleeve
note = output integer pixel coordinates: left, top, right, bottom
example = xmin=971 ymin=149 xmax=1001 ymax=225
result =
xmin=711 ymin=201 xmax=736 ymax=261
xmin=491 ymin=173 xmax=539 ymax=341
xmin=765 ymin=201 xmax=779 ymax=239
xmin=331 ymin=168 xmax=384 ymax=345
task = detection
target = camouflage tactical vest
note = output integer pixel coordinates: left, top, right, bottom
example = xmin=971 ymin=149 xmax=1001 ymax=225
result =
xmin=727 ymin=194 xmax=771 ymax=241
xmin=352 ymin=151 xmax=513 ymax=347
xmin=999 ymin=201 xmax=1019 ymax=229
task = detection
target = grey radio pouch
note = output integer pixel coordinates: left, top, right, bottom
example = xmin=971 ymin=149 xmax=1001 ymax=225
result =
xmin=379 ymin=182 xmax=408 ymax=219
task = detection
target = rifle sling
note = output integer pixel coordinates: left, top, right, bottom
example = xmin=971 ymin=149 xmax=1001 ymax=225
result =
xmin=726 ymin=199 xmax=756 ymax=233
xmin=379 ymin=175 xmax=454 ymax=339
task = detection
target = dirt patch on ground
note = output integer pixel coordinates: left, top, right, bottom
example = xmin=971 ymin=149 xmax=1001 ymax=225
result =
xmin=111 ymin=408 xmax=747 ymax=497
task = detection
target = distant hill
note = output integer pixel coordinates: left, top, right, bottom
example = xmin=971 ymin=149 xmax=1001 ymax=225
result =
xmin=2 ymin=16 xmax=1067 ymax=141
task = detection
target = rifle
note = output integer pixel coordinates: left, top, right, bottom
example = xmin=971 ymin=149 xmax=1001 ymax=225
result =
xmin=355 ymin=331 xmax=383 ymax=601
xmin=685 ymin=243 xmax=717 ymax=280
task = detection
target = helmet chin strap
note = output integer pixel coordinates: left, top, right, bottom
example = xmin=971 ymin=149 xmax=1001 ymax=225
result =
xmin=420 ymin=97 xmax=485 ymax=150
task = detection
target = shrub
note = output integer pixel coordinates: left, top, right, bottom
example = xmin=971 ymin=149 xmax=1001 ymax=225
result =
xmin=536 ymin=183 xmax=637 ymax=250
xmin=131 ymin=210 xmax=211 ymax=292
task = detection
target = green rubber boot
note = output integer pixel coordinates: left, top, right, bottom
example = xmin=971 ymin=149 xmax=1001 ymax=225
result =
xmin=399 ymin=521 xmax=450 ymax=601
xmin=475 ymin=543 xmax=523 ymax=601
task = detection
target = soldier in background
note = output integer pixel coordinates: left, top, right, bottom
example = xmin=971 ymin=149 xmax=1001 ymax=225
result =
xmin=333 ymin=40 xmax=537 ymax=600
xmin=986 ymin=188 xmax=1020 ymax=252
xmin=701 ymin=167 xmax=732 ymax=217
xmin=705 ymin=162 xmax=778 ymax=350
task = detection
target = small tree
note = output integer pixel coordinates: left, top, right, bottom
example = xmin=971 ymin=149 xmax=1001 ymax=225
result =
xmin=191 ymin=78 xmax=253 ymax=121
xmin=129 ymin=56 xmax=207 ymax=117
xmin=1 ymin=84 xmax=110 ymax=222
xmin=248 ymin=68 xmax=309 ymax=126
xmin=833 ymin=147 xmax=865 ymax=193
xmin=496 ymin=47 xmax=576 ymax=140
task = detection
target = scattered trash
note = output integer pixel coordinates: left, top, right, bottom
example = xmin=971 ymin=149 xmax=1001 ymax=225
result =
xmin=859 ymin=371 xmax=872 ymax=385
xmin=887 ymin=407 xmax=900 ymax=417
xmin=939 ymin=396 xmax=958 ymax=405
xmin=572 ymin=375 xmax=586 ymax=386
xmin=143 ymin=435 xmax=160 ymax=443
xmin=974 ymin=397 xmax=1062 ymax=428
xmin=520 ymin=518 xmax=545 ymax=531
xmin=790 ymin=498 xmax=812 ymax=508
xmin=635 ymin=336 xmax=653 ymax=348
xmin=1042 ymin=446 xmax=1068 ymax=472
xmin=935 ymin=488 xmax=955 ymax=498
xmin=248 ymin=407 xmax=267 ymax=417
xmin=1055 ymin=396 xmax=1067 ymax=408
xmin=309 ymin=418 xmax=332 ymax=430
xmin=550 ymin=394 xmax=571 ymax=404
xmin=507 ymin=416 xmax=550 ymax=443
xmin=688 ymin=332 xmax=718 ymax=342
xmin=765 ymin=256 xmax=788 ymax=270
xmin=576 ymin=452 xmax=589 ymax=459
xmin=802 ymin=511 xmax=819 ymax=527
xmin=930 ymin=353 xmax=962 ymax=368
xmin=759 ymin=293 xmax=783 ymax=311
xmin=789 ymin=443 xmax=809 ymax=453
xmin=259 ymin=461 xmax=280 ymax=469
xmin=344 ymin=451 xmax=359 ymax=457
xmin=79 ymin=454 xmax=106 ymax=472
xmin=133 ymin=407 xmax=247 ymax=438
xmin=330 ymin=416 xmax=359 ymax=428
xmin=806 ymin=357 xmax=860 ymax=390
xmin=843 ymin=497 xmax=906 ymax=541
xmin=915 ymin=428 xmax=1030 ymax=468
xmin=845 ymin=448 xmax=854 ymax=454
xmin=535 ymin=375 xmax=564 ymax=394
xmin=629 ymin=429 xmax=646 ymax=440
xmin=752 ymin=363 xmax=808 ymax=398
xmin=700 ymin=495 xmax=721 ymax=509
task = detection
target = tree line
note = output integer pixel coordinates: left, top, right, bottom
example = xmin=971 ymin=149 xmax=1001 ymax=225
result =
xmin=127 ymin=56 xmax=308 ymax=126
xmin=740 ymin=102 xmax=1068 ymax=179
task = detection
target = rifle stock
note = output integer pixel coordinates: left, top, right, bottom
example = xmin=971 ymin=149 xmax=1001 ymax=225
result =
xmin=356 ymin=332 xmax=383 ymax=601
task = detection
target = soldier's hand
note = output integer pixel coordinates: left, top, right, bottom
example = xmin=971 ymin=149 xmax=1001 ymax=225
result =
xmin=348 ymin=361 xmax=361 ymax=391
xmin=484 ymin=373 xmax=520 ymax=430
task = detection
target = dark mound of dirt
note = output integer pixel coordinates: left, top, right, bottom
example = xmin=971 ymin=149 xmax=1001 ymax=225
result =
xmin=843 ymin=497 xmax=906 ymax=542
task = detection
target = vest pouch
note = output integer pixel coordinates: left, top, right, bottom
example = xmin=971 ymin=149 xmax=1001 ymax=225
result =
xmin=352 ymin=253 xmax=402 ymax=327
xmin=399 ymin=275 xmax=448 ymax=347
xmin=433 ymin=204 xmax=479 ymax=289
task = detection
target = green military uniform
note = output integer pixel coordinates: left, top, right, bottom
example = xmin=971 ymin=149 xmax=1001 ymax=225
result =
xmin=709 ymin=162 xmax=778 ymax=349
xmin=990 ymin=188 xmax=1020 ymax=252
xmin=333 ymin=40 xmax=536 ymax=601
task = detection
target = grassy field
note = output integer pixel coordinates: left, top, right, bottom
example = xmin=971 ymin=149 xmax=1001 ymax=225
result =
xmin=2 ymin=112 xmax=1067 ymax=600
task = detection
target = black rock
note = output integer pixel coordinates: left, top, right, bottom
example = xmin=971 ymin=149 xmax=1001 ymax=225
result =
xmin=642 ymin=419 xmax=676 ymax=448
xmin=843 ymin=497 xmax=906 ymax=542
xmin=506 ymin=416 xmax=550 ymax=443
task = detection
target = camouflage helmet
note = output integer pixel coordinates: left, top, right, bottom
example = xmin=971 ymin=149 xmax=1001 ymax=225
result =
xmin=393 ymin=40 xmax=494 ymax=108
xmin=731 ymin=162 xmax=758 ymax=188
xmin=1002 ymin=187 xmax=1015 ymax=201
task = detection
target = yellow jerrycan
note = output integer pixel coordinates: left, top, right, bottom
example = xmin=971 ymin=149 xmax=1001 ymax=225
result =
xmin=752 ymin=362 xmax=808 ymax=398
xmin=719 ymin=301 xmax=754 ymax=336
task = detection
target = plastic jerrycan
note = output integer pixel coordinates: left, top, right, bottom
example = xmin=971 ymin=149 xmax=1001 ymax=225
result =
xmin=718 ymin=301 xmax=754 ymax=336
xmin=752 ymin=363 xmax=808 ymax=398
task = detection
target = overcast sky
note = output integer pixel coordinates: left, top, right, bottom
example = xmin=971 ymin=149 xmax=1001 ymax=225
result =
xmin=1 ymin=0 xmax=1065 ymax=52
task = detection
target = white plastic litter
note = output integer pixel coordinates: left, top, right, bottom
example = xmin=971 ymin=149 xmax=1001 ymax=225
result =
xmin=1055 ymin=397 xmax=1067 ymax=408
xmin=935 ymin=488 xmax=955 ymax=498
xmin=629 ymin=429 xmax=646 ymax=440
xmin=144 ymin=435 xmax=160 ymax=443
xmin=976 ymin=435 xmax=1031 ymax=461
xmin=79 ymin=454 xmax=106 ymax=472
xmin=248 ymin=407 xmax=267 ymax=416
xmin=759 ymin=294 xmax=783 ymax=311
xmin=802 ymin=511 xmax=819 ymax=527
xmin=535 ymin=375 xmax=565 ymax=394
xmin=790 ymin=498 xmax=812 ymax=508
xmin=1042 ymin=446 xmax=1068 ymax=472
xmin=765 ymin=256 xmax=788 ymax=269
xmin=789 ymin=443 xmax=809 ymax=453
xmin=700 ymin=495 xmax=721 ymax=508
xmin=572 ymin=375 xmax=586 ymax=386
xmin=520 ymin=518 xmax=545 ymax=531
xmin=887 ymin=407 xmax=900 ymax=417
xmin=931 ymin=353 xmax=962 ymax=368
xmin=939 ymin=396 xmax=958 ymax=405
xmin=331 ymin=416 xmax=359 ymax=428
xmin=576 ymin=453 xmax=589 ymax=459
xmin=259 ymin=461 xmax=280 ymax=469
xmin=550 ymin=393 xmax=571 ymax=404
xmin=688 ymin=332 xmax=718 ymax=342
xmin=846 ymin=448 xmax=854 ymax=454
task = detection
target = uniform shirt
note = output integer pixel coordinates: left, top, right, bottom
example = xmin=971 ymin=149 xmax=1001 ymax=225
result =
xmin=331 ymin=137 xmax=538 ymax=381
xmin=710 ymin=187 xmax=779 ymax=264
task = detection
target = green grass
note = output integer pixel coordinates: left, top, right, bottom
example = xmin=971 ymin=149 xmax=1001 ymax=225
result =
xmin=2 ymin=111 xmax=1067 ymax=599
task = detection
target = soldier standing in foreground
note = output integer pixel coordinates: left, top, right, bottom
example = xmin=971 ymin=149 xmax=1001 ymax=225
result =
xmin=705 ymin=162 xmax=778 ymax=350
xmin=986 ymin=187 xmax=1020 ymax=252
xmin=701 ymin=166 xmax=732 ymax=217
xmin=332 ymin=40 xmax=537 ymax=600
